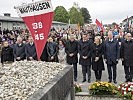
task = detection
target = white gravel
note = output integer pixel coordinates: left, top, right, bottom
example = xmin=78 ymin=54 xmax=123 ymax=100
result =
xmin=0 ymin=61 xmax=66 ymax=100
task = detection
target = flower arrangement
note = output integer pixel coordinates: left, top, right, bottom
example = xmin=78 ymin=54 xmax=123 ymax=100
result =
xmin=74 ymin=83 xmax=82 ymax=93
xmin=89 ymin=82 xmax=118 ymax=95
xmin=118 ymin=82 xmax=133 ymax=100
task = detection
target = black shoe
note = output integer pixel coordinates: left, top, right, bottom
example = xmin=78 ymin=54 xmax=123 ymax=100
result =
xmin=125 ymin=80 xmax=128 ymax=82
xmin=82 ymin=79 xmax=86 ymax=83
xmin=88 ymin=79 xmax=91 ymax=83
xmin=125 ymin=79 xmax=130 ymax=82
xmin=129 ymin=79 xmax=132 ymax=82
xmin=96 ymin=79 xmax=100 ymax=82
xmin=108 ymin=80 xmax=112 ymax=83
xmin=113 ymin=80 xmax=117 ymax=84
xmin=74 ymin=78 xmax=77 ymax=82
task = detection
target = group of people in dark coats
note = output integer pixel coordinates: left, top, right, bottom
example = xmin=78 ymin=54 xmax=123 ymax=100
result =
xmin=1 ymin=36 xmax=37 ymax=64
xmin=0 ymin=30 xmax=133 ymax=84
xmin=65 ymin=31 xmax=133 ymax=83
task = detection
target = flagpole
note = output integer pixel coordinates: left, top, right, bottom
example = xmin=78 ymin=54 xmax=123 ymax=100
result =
xmin=68 ymin=19 xmax=70 ymax=28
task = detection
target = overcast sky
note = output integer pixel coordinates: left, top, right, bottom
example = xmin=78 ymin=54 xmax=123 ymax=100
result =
xmin=0 ymin=0 xmax=133 ymax=24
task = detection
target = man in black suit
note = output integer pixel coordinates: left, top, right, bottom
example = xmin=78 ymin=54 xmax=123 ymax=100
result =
xmin=78 ymin=33 xmax=92 ymax=83
xmin=25 ymin=36 xmax=37 ymax=61
xmin=65 ymin=35 xmax=78 ymax=81
xmin=13 ymin=36 xmax=26 ymax=61
xmin=104 ymin=31 xmax=119 ymax=84
xmin=120 ymin=33 xmax=133 ymax=82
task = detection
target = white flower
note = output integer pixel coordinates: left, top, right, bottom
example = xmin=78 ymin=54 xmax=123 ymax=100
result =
xmin=130 ymin=86 xmax=133 ymax=88
xmin=128 ymin=88 xmax=131 ymax=91
xmin=124 ymin=91 xmax=127 ymax=94
xmin=125 ymin=84 xmax=128 ymax=87
xmin=122 ymin=87 xmax=125 ymax=90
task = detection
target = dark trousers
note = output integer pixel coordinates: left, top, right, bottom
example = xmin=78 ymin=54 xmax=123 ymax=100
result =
xmin=73 ymin=63 xmax=77 ymax=80
xmin=68 ymin=63 xmax=77 ymax=80
xmin=107 ymin=63 xmax=117 ymax=81
xmin=124 ymin=66 xmax=133 ymax=80
xmin=82 ymin=65 xmax=91 ymax=80
xmin=94 ymin=70 xmax=102 ymax=80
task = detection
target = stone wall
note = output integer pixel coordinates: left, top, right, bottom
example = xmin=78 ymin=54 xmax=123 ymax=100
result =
xmin=75 ymin=92 xmax=123 ymax=100
xmin=28 ymin=66 xmax=74 ymax=100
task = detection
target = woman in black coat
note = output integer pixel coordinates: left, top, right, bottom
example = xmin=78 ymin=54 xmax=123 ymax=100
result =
xmin=1 ymin=41 xmax=14 ymax=64
xmin=91 ymin=37 xmax=105 ymax=82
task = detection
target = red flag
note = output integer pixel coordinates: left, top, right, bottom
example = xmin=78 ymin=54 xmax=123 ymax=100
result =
xmin=16 ymin=0 xmax=54 ymax=60
xmin=95 ymin=19 xmax=104 ymax=32
xmin=95 ymin=19 xmax=102 ymax=28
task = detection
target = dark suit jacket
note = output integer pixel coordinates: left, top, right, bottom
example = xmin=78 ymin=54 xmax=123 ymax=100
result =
xmin=78 ymin=40 xmax=91 ymax=66
xmin=25 ymin=43 xmax=37 ymax=60
xmin=65 ymin=40 xmax=78 ymax=64
xmin=104 ymin=38 xmax=119 ymax=64
xmin=13 ymin=43 xmax=26 ymax=61
xmin=1 ymin=46 xmax=14 ymax=63
xmin=120 ymin=39 xmax=133 ymax=66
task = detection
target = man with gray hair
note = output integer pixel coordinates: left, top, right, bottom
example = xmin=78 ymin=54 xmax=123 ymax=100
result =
xmin=13 ymin=36 xmax=26 ymax=61
xmin=120 ymin=33 xmax=133 ymax=82
xmin=104 ymin=31 xmax=119 ymax=84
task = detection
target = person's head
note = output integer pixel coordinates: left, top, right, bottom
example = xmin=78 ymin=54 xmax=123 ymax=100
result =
xmin=94 ymin=37 xmax=101 ymax=45
xmin=49 ymin=37 xmax=54 ymax=43
xmin=28 ymin=36 xmax=34 ymax=43
xmin=108 ymin=31 xmax=113 ymax=40
xmin=69 ymin=35 xmax=75 ymax=42
xmin=87 ymin=33 xmax=91 ymax=40
xmin=17 ymin=36 xmax=23 ymax=44
xmin=82 ymin=34 xmax=88 ymax=41
xmin=59 ymin=39 xmax=64 ymax=46
xmin=126 ymin=33 xmax=132 ymax=41
xmin=3 ymin=41 xmax=9 ymax=47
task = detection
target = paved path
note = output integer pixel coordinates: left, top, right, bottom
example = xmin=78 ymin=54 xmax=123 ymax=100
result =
xmin=75 ymin=61 xmax=125 ymax=92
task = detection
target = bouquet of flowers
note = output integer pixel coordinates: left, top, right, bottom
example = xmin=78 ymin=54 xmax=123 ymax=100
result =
xmin=118 ymin=82 xmax=133 ymax=100
xmin=89 ymin=82 xmax=118 ymax=95
xmin=74 ymin=83 xmax=82 ymax=93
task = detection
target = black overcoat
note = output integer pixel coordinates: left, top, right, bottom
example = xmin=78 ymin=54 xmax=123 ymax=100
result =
xmin=65 ymin=40 xmax=78 ymax=64
xmin=78 ymin=40 xmax=91 ymax=66
xmin=91 ymin=43 xmax=105 ymax=71
xmin=13 ymin=43 xmax=26 ymax=61
xmin=120 ymin=40 xmax=133 ymax=66
xmin=1 ymin=46 xmax=14 ymax=63
xmin=25 ymin=43 xmax=37 ymax=60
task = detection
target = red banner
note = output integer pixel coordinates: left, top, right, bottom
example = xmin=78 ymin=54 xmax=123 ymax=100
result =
xmin=95 ymin=19 xmax=104 ymax=32
xmin=16 ymin=0 xmax=54 ymax=60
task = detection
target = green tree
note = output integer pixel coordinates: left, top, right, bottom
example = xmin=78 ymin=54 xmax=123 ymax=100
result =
xmin=112 ymin=22 xmax=117 ymax=26
xmin=54 ymin=6 xmax=69 ymax=23
xmin=80 ymin=7 xmax=92 ymax=24
xmin=69 ymin=7 xmax=84 ymax=26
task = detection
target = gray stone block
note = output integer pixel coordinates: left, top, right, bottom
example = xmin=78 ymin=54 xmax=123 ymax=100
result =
xmin=28 ymin=66 xmax=74 ymax=100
